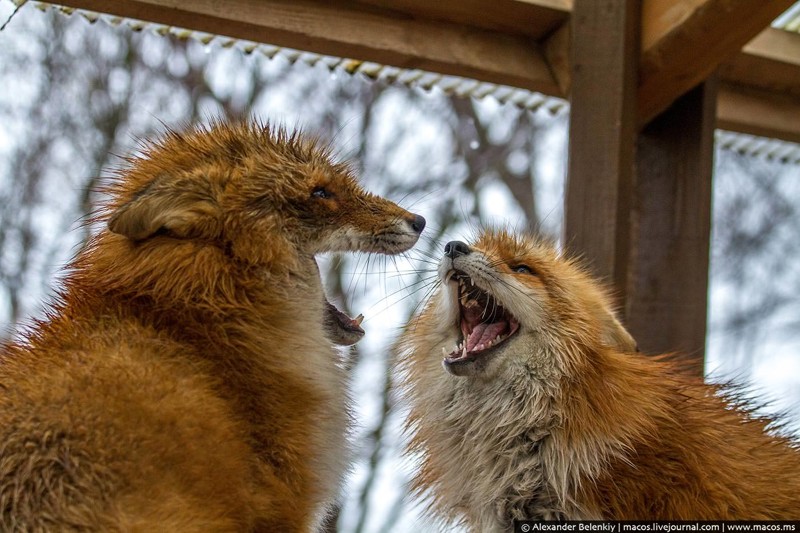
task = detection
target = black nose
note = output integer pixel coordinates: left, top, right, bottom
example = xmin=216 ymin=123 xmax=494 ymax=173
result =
xmin=444 ymin=240 xmax=470 ymax=259
xmin=410 ymin=214 xmax=426 ymax=234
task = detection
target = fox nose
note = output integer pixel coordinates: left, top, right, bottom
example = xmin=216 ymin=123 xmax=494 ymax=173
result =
xmin=444 ymin=240 xmax=470 ymax=259
xmin=410 ymin=214 xmax=426 ymax=234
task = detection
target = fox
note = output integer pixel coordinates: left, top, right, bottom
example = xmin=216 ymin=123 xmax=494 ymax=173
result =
xmin=397 ymin=229 xmax=800 ymax=530
xmin=0 ymin=120 xmax=425 ymax=532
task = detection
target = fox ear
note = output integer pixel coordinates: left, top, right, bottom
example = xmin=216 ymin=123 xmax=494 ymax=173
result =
xmin=601 ymin=313 xmax=639 ymax=353
xmin=108 ymin=176 xmax=220 ymax=241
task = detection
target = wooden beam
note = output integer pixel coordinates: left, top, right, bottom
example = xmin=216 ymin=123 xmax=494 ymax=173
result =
xmin=54 ymin=0 xmax=800 ymax=140
xmin=638 ymin=0 xmax=794 ymax=126
xmin=53 ymin=0 xmax=800 ymax=142
xmin=541 ymin=6 xmax=800 ymax=140
xmin=719 ymin=27 xmax=800 ymax=97
xmin=564 ymin=0 xmax=639 ymax=298
xmin=717 ymin=83 xmax=800 ymax=144
xmin=354 ymin=0 xmax=570 ymax=40
xmin=743 ymin=26 xmax=800 ymax=67
xmin=53 ymin=0 xmax=560 ymax=95
xmin=627 ymin=79 xmax=718 ymax=373
xmin=542 ymin=19 xmax=571 ymax=94
xmin=717 ymin=29 xmax=800 ymax=142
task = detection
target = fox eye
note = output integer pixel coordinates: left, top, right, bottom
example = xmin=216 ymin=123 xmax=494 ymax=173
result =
xmin=512 ymin=264 xmax=535 ymax=275
xmin=311 ymin=186 xmax=333 ymax=199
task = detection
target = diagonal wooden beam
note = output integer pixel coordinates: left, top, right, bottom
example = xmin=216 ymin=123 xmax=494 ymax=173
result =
xmin=52 ymin=0 xmax=560 ymax=95
xmin=638 ymin=0 xmax=795 ymax=125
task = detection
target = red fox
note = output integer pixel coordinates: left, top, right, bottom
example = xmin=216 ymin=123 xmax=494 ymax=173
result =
xmin=398 ymin=229 xmax=800 ymax=529
xmin=0 ymin=120 xmax=425 ymax=532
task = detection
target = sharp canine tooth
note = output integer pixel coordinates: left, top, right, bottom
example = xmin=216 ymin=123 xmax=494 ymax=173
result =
xmin=462 ymin=345 xmax=467 ymax=358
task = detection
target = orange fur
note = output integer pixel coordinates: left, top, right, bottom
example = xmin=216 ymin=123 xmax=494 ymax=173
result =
xmin=399 ymin=229 xmax=800 ymax=529
xmin=0 ymin=120 xmax=424 ymax=532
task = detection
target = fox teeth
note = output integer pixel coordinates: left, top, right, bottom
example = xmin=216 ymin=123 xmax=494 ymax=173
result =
xmin=445 ymin=335 xmax=506 ymax=359
xmin=483 ymin=335 xmax=503 ymax=350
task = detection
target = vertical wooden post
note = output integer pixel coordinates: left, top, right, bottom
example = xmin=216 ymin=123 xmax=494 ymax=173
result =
xmin=566 ymin=0 xmax=716 ymax=374
xmin=626 ymin=79 xmax=718 ymax=374
xmin=564 ymin=0 xmax=639 ymax=301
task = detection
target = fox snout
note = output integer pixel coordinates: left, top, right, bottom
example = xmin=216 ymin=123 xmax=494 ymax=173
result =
xmin=409 ymin=214 xmax=426 ymax=234
xmin=383 ymin=211 xmax=426 ymax=252
xmin=383 ymin=210 xmax=425 ymax=253
xmin=321 ymin=196 xmax=426 ymax=255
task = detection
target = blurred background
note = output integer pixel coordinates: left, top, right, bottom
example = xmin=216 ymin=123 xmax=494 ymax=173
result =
xmin=0 ymin=4 xmax=798 ymax=531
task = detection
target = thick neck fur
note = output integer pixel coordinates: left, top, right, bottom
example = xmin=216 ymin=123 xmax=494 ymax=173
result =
xmin=402 ymin=329 xmax=603 ymax=527
xmin=75 ymin=230 xmax=344 ymax=399
xmin=36 ymin=232 xmax=349 ymax=511
xmin=404 ymin=329 xmax=800 ymax=528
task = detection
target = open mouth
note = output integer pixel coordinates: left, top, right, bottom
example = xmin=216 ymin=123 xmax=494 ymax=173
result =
xmin=313 ymin=259 xmax=364 ymax=347
xmin=443 ymin=270 xmax=520 ymax=364
xmin=324 ymin=300 xmax=365 ymax=346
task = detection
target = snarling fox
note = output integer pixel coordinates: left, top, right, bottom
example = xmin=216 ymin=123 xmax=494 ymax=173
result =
xmin=399 ymin=230 xmax=799 ymax=530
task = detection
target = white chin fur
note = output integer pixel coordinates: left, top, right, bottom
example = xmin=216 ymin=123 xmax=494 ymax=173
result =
xmin=323 ymin=223 xmax=419 ymax=254
xmin=435 ymin=284 xmax=460 ymax=330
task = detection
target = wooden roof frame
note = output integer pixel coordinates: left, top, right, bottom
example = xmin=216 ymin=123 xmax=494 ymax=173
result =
xmin=52 ymin=0 xmax=800 ymax=143
xmin=50 ymin=0 xmax=800 ymax=369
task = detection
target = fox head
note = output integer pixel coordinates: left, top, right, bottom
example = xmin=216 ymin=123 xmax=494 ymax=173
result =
xmin=105 ymin=120 xmax=425 ymax=273
xmin=405 ymin=229 xmax=636 ymax=380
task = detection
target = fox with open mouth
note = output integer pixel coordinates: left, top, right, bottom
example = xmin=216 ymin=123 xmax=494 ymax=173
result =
xmin=0 ymin=120 xmax=426 ymax=532
xmin=398 ymin=229 xmax=800 ymax=530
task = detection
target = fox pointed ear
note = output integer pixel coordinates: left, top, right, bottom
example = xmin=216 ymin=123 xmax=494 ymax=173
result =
xmin=108 ymin=176 xmax=220 ymax=241
xmin=601 ymin=313 xmax=639 ymax=353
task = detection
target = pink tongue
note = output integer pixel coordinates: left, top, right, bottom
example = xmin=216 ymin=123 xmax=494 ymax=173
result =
xmin=466 ymin=321 xmax=507 ymax=352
